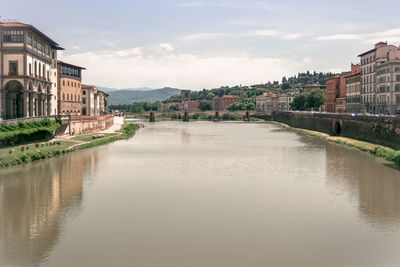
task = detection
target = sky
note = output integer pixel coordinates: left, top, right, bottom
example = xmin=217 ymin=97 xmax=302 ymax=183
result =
xmin=2 ymin=0 xmax=400 ymax=90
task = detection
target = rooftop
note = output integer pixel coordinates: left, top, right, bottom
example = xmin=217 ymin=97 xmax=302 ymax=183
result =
xmin=57 ymin=60 xmax=86 ymax=70
xmin=0 ymin=20 xmax=64 ymax=50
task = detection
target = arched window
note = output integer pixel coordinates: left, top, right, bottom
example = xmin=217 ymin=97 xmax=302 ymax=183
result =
xmin=29 ymin=63 xmax=32 ymax=75
xmin=67 ymin=94 xmax=69 ymax=101
xmin=34 ymin=61 xmax=37 ymax=76
xmin=39 ymin=63 xmax=41 ymax=78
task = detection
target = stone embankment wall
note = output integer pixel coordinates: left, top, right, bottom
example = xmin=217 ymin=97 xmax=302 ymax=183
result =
xmin=61 ymin=115 xmax=114 ymax=136
xmin=256 ymin=112 xmax=400 ymax=150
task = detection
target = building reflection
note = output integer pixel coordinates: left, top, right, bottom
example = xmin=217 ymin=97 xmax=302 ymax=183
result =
xmin=0 ymin=150 xmax=99 ymax=266
xmin=325 ymin=144 xmax=400 ymax=229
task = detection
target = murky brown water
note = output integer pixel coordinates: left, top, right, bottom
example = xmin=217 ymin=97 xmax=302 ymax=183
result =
xmin=1 ymin=121 xmax=400 ymax=267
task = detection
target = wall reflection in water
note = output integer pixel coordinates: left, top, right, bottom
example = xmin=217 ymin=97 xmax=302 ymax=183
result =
xmin=325 ymin=145 xmax=400 ymax=229
xmin=0 ymin=150 xmax=99 ymax=266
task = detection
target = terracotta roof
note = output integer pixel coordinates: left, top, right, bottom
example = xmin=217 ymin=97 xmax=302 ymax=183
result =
xmin=82 ymin=84 xmax=96 ymax=89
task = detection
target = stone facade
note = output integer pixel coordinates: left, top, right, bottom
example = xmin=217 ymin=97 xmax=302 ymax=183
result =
xmin=81 ymin=85 xmax=108 ymax=116
xmin=0 ymin=19 xmax=63 ymax=120
xmin=256 ymin=92 xmax=297 ymax=112
xmin=345 ymin=72 xmax=361 ymax=113
xmin=260 ymin=111 xmax=400 ymax=150
xmin=359 ymin=42 xmax=400 ymax=114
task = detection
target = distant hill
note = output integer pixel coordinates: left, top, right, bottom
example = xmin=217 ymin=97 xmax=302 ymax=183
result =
xmin=105 ymin=87 xmax=181 ymax=105
xmin=97 ymin=86 xmax=154 ymax=93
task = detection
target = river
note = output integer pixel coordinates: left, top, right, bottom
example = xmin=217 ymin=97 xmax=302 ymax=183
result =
xmin=1 ymin=121 xmax=400 ymax=267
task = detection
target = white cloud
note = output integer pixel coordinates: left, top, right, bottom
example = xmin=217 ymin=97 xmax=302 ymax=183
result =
xmin=245 ymin=30 xmax=278 ymax=36
xmin=179 ymin=32 xmax=230 ymax=41
xmin=316 ymin=34 xmax=362 ymax=41
xmin=159 ymin=43 xmax=174 ymax=51
xmin=284 ymin=33 xmax=304 ymax=40
xmin=59 ymin=46 xmax=310 ymax=90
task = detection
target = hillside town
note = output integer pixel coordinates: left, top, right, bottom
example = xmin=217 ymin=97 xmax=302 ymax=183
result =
xmin=0 ymin=18 xmax=109 ymax=121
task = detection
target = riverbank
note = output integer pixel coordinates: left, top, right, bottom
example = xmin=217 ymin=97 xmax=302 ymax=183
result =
xmin=127 ymin=112 xmax=261 ymax=121
xmin=273 ymin=121 xmax=400 ymax=169
xmin=0 ymin=123 xmax=141 ymax=168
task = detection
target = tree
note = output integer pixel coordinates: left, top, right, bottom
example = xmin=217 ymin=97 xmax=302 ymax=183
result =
xmin=245 ymin=103 xmax=256 ymax=111
xmin=199 ymin=100 xmax=212 ymax=111
xmin=291 ymin=94 xmax=308 ymax=111
xmin=227 ymin=102 xmax=246 ymax=111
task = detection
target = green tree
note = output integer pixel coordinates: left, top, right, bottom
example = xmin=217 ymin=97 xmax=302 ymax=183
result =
xmin=291 ymin=94 xmax=308 ymax=111
xmin=227 ymin=102 xmax=246 ymax=111
xmin=245 ymin=103 xmax=256 ymax=111
xmin=199 ymin=100 xmax=212 ymax=111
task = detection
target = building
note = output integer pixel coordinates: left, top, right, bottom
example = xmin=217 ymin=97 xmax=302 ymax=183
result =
xmin=326 ymin=64 xmax=360 ymax=113
xmin=256 ymin=92 xmax=297 ymax=112
xmin=0 ymin=18 xmax=63 ymax=120
xmin=181 ymin=90 xmax=191 ymax=102
xmin=375 ymin=60 xmax=400 ymax=115
xmin=302 ymin=84 xmax=326 ymax=93
xmin=213 ymin=95 xmax=241 ymax=111
xmin=81 ymin=85 xmax=108 ymax=116
xmin=182 ymin=101 xmax=199 ymax=112
xmin=57 ymin=61 xmax=85 ymax=116
xmin=359 ymin=42 xmax=400 ymax=114
xmin=345 ymin=72 xmax=361 ymax=113
xmin=98 ymin=90 xmax=109 ymax=115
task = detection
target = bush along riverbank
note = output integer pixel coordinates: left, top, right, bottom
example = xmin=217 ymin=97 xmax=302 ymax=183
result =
xmin=0 ymin=123 xmax=141 ymax=168
xmin=0 ymin=119 xmax=60 ymax=146
xmin=274 ymin=122 xmax=400 ymax=168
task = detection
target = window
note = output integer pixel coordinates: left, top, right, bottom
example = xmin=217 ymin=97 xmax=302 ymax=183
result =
xmin=67 ymin=81 xmax=70 ymax=86
xmin=83 ymin=97 xmax=86 ymax=104
xmin=9 ymin=61 xmax=18 ymax=76
xmin=27 ymin=33 xmax=32 ymax=45
xmin=396 ymin=75 xmax=400 ymax=82
xmin=3 ymin=30 xmax=24 ymax=43
xmin=63 ymin=80 xmax=65 ymax=86
xmin=397 ymin=95 xmax=400 ymax=104
xmin=396 ymin=84 xmax=400 ymax=92
xmin=63 ymin=93 xmax=65 ymax=100
xmin=83 ymin=90 xmax=86 ymax=95
xmin=29 ymin=63 xmax=32 ymax=75
xmin=78 ymin=95 xmax=80 ymax=101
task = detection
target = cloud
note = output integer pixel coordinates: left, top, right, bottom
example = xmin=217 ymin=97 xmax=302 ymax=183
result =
xmin=245 ymin=30 xmax=278 ymax=36
xmin=316 ymin=34 xmax=362 ymax=41
xmin=159 ymin=43 xmax=174 ymax=51
xmin=179 ymin=32 xmax=231 ymax=41
xmin=59 ymin=46 xmax=311 ymax=90
xmin=284 ymin=33 xmax=305 ymax=40
xmin=315 ymin=28 xmax=400 ymax=44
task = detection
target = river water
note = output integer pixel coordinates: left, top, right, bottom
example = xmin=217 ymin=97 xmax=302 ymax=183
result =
xmin=1 ymin=121 xmax=400 ymax=267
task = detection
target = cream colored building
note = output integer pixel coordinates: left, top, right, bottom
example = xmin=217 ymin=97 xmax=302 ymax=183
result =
xmin=0 ymin=18 xmax=63 ymax=120
xmin=81 ymin=85 xmax=108 ymax=116
xmin=359 ymin=42 xmax=400 ymax=114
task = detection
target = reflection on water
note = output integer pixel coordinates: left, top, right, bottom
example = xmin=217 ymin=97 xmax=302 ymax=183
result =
xmin=0 ymin=150 xmax=100 ymax=266
xmin=325 ymin=145 xmax=400 ymax=229
xmin=1 ymin=121 xmax=400 ymax=267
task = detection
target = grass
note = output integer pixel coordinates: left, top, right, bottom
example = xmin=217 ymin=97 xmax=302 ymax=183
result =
xmin=72 ymin=133 xmax=118 ymax=142
xmin=0 ymin=123 xmax=141 ymax=168
xmin=0 ymin=140 xmax=75 ymax=167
